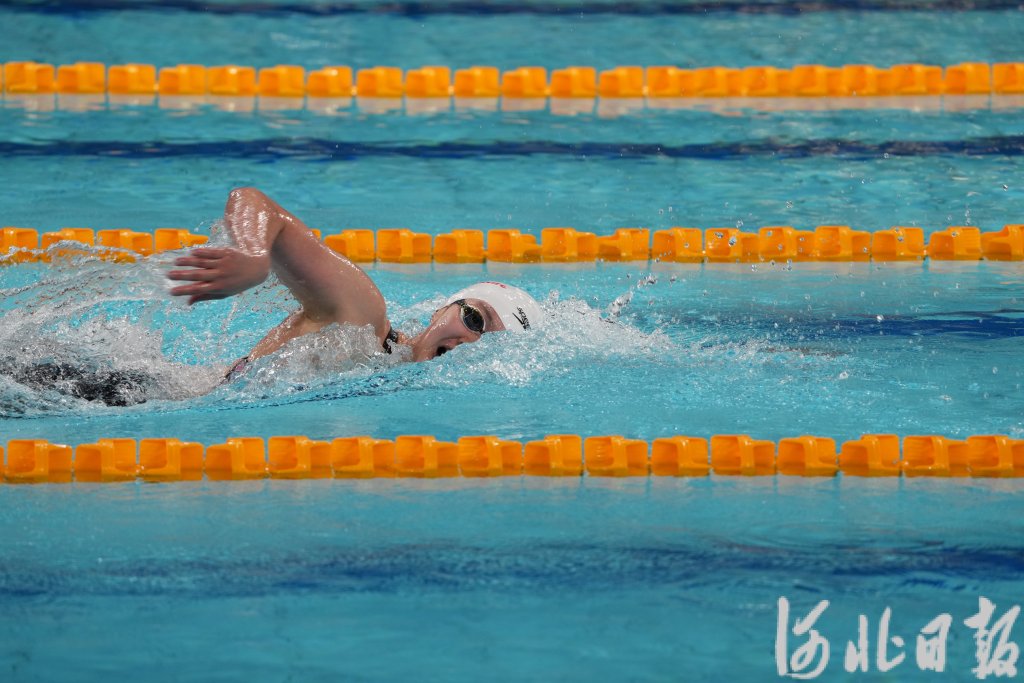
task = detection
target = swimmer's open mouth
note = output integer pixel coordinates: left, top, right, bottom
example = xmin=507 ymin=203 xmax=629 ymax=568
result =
xmin=436 ymin=347 xmax=448 ymax=357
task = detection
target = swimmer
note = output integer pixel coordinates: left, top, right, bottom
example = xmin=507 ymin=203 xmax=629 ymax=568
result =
xmin=168 ymin=187 xmax=543 ymax=382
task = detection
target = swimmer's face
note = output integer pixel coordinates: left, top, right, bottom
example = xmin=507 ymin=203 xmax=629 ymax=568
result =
xmin=408 ymin=298 xmax=506 ymax=362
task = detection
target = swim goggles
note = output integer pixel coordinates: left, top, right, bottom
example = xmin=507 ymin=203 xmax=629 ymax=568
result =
xmin=452 ymin=299 xmax=486 ymax=335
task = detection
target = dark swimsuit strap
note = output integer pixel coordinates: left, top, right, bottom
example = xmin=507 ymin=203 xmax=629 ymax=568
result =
xmin=223 ymin=355 xmax=252 ymax=383
xmin=382 ymin=326 xmax=400 ymax=354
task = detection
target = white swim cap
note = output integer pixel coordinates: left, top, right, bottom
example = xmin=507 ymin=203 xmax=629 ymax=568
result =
xmin=445 ymin=281 xmax=542 ymax=332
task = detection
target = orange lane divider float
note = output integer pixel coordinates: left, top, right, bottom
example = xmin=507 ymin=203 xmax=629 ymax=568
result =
xmin=650 ymin=436 xmax=710 ymax=476
xmin=376 ymin=228 xmax=433 ymax=263
xmin=454 ymin=66 xmax=500 ymax=97
xmin=355 ymin=66 xmax=404 ymax=98
xmin=3 ymin=225 xmax=1023 ymax=265
xmin=434 ymin=229 xmax=486 ymax=263
xmin=257 ymin=66 xmax=306 ymax=98
xmin=307 ymin=67 xmax=353 ymax=98
xmin=3 ymin=434 xmax=1023 ymax=483
xmin=485 ymin=229 xmax=541 ymax=262
xmin=75 ymin=438 xmax=140 ymax=482
xmin=405 ymin=66 xmax=452 ymax=98
xmin=394 ymin=435 xmax=458 ymax=477
xmin=551 ymin=67 xmax=597 ymax=98
xmin=710 ymin=434 xmax=776 ymax=475
xmin=5 ymin=61 xmax=1024 ymax=100
xmin=56 ymin=62 xmax=105 ymax=94
xmin=208 ymin=65 xmax=256 ymax=96
xmin=158 ymin=64 xmax=208 ymax=96
xmin=3 ymin=440 xmax=73 ymax=483
xmin=584 ymin=435 xmax=649 ymax=476
xmin=330 ymin=436 xmax=394 ymax=478
xmin=39 ymin=228 xmax=94 ymax=261
xmin=108 ymin=64 xmax=157 ymax=95
xmin=524 ymin=434 xmax=584 ymax=476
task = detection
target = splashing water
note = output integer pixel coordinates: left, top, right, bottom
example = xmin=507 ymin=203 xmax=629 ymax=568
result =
xmin=0 ymin=235 xmax=829 ymax=422
xmin=365 ymin=294 xmax=678 ymax=398
xmin=0 ymin=247 xmax=226 ymax=415
xmin=0 ymin=246 xmax=688 ymax=415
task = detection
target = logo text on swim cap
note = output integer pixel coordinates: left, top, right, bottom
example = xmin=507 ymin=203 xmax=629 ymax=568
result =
xmin=512 ymin=307 xmax=530 ymax=329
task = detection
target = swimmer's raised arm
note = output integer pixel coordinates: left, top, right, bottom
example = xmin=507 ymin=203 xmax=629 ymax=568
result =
xmin=167 ymin=187 xmax=389 ymax=343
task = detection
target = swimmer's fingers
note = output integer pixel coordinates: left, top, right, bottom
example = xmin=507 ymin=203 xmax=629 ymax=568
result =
xmin=172 ymin=255 xmax=227 ymax=270
xmin=169 ymin=257 xmax=211 ymax=270
xmin=168 ymin=281 xmax=226 ymax=305
xmin=168 ymin=249 xmax=270 ymax=305
xmin=184 ymin=281 xmax=236 ymax=305
xmin=174 ymin=247 xmax=232 ymax=264
xmin=168 ymin=281 xmax=207 ymax=297
xmin=166 ymin=267 xmax=214 ymax=282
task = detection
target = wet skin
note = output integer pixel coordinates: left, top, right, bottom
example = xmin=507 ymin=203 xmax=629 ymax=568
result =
xmin=403 ymin=298 xmax=506 ymax=362
xmin=167 ymin=188 xmax=505 ymax=366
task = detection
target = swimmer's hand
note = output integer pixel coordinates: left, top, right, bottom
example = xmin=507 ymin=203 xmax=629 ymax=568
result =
xmin=167 ymin=247 xmax=270 ymax=305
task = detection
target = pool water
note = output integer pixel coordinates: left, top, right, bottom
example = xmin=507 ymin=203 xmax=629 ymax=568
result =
xmin=0 ymin=258 xmax=1022 ymax=445
xmin=2 ymin=101 xmax=1024 ymax=233
xmin=2 ymin=1 xmax=1024 ymax=680
xmin=4 ymin=2 xmax=1024 ymax=68
xmin=4 ymin=477 xmax=1024 ymax=681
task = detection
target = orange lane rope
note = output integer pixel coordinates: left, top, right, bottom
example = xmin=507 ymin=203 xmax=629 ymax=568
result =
xmin=1 ymin=433 xmax=1021 ymax=483
xmin=2 ymin=225 xmax=1022 ymax=264
xmin=3 ymin=61 xmax=1023 ymax=99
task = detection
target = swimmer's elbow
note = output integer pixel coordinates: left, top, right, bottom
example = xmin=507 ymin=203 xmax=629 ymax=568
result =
xmin=227 ymin=186 xmax=267 ymax=205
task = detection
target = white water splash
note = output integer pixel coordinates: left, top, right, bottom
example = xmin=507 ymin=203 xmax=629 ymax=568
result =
xmin=378 ymin=293 xmax=677 ymax=391
xmin=1 ymin=249 xmax=803 ymax=415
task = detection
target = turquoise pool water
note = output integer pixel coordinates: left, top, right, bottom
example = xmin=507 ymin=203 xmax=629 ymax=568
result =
xmin=2 ymin=104 xmax=1024 ymax=234
xmin=3 ymin=477 xmax=1024 ymax=681
xmin=1 ymin=259 xmax=1022 ymax=445
xmin=3 ymin=2 xmax=1024 ymax=68
xmin=2 ymin=1 xmax=1023 ymax=680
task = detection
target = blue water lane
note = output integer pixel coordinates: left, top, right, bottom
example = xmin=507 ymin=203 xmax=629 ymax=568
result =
xmin=2 ymin=4 xmax=1023 ymax=67
xmin=1 ymin=477 xmax=1022 ymax=681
